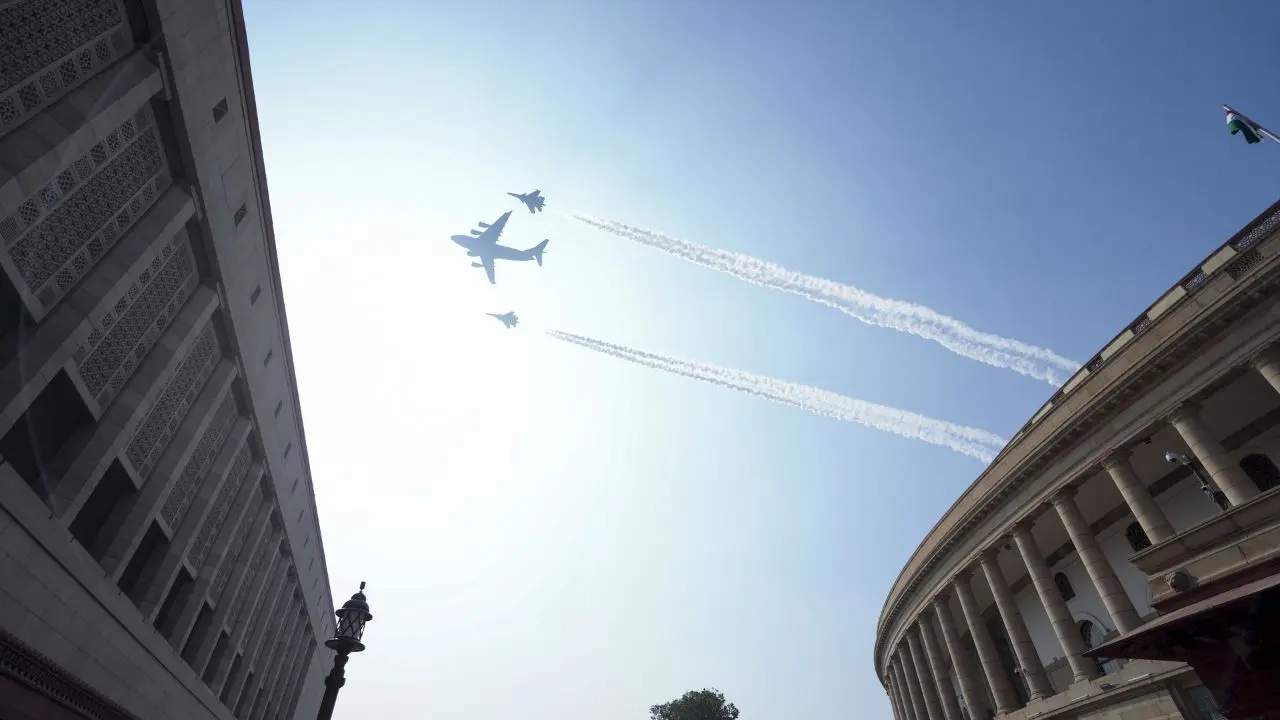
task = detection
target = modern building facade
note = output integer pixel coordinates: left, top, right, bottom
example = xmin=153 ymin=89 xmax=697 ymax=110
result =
xmin=875 ymin=199 xmax=1280 ymax=720
xmin=0 ymin=1 xmax=334 ymax=718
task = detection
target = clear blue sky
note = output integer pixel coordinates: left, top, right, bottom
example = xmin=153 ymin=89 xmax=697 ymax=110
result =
xmin=242 ymin=1 xmax=1280 ymax=717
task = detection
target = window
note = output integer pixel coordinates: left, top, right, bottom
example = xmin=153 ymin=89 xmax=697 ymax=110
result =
xmin=284 ymin=443 xmax=292 ymax=459
xmin=274 ymin=399 xmax=284 ymax=417
xmin=250 ymin=285 xmax=261 ymax=305
xmin=1240 ymin=453 xmax=1280 ymax=493
xmin=1125 ymin=522 xmax=1152 ymax=552
xmin=291 ymin=477 xmax=299 ymax=493
xmin=263 ymin=349 xmax=273 ymax=367
xmin=1053 ymin=572 xmax=1075 ymax=602
xmin=212 ymin=97 xmax=229 ymax=123
xmin=297 ymin=507 xmax=304 ymax=522
xmin=233 ymin=204 xmax=248 ymax=226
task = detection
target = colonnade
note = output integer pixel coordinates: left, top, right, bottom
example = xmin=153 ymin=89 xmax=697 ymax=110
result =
xmin=882 ymin=349 xmax=1280 ymax=719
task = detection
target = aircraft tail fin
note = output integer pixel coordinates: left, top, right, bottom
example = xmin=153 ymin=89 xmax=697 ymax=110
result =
xmin=529 ymin=239 xmax=549 ymax=266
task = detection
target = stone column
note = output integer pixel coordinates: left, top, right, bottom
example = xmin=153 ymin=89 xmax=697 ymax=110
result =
xmin=884 ymin=677 xmax=898 ymax=720
xmin=901 ymin=658 xmax=924 ymax=720
xmin=1050 ymin=487 xmax=1141 ymax=633
xmin=932 ymin=594 xmax=991 ymax=720
xmin=899 ymin=646 xmax=930 ymax=720
xmin=953 ymin=572 xmax=1018 ymax=713
xmin=1169 ymin=402 xmax=1257 ymax=507
xmin=908 ymin=628 xmax=945 ymax=719
xmin=891 ymin=660 xmax=917 ymax=720
xmin=887 ymin=674 xmax=906 ymax=720
xmin=1102 ymin=451 xmax=1174 ymax=544
xmin=979 ymin=549 xmax=1052 ymax=701
xmin=1251 ymin=348 xmax=1280 ymax=396
xmin=1010 ymin=521 xmax=1096 ymax=683
xmin=901 ymin=671 xmax=920 ymax=720
xmin=919 ymin=613 xmax=963 ymax=720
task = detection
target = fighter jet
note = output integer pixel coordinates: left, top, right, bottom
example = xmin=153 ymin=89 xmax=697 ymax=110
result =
xmin=508 ymin=190 xmax=546 ymax=214
xmin=486 ymin=312 xmax=519 ymax=329
xmin=450 ymin=210 xmax=550 ymax=284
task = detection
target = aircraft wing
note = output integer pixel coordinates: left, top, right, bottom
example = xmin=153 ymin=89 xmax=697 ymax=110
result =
xmin=473 ymin=211 xmax=512 ymax=245
xmin=529 ymin=190 xmax=541 ymax=198
xmin=482 ymin=256 xmax=496 ymax=284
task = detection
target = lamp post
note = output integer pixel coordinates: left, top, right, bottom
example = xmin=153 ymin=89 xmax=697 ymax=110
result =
xmin=316 ymin=582 xmax=373 ymax=720
xmin=1165 ymin=452 xmax=1230 ymax=512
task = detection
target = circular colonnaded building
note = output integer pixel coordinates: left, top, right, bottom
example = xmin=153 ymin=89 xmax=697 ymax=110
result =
xmin=875 ymin=198 xmax=1280 ymax=720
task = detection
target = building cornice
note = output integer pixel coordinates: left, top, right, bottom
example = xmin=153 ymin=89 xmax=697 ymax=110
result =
xmin=0 ymin=629 xmax=136 ymax=720
xmin=874 ymin=198 xmax=1280 ymax=682
xmin=224 ymin=0 xmax=335 ymax=636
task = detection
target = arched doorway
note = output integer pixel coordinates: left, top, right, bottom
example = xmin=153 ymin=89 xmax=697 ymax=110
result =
xmin=1079 ymin=620 xmax=1119 ymax=676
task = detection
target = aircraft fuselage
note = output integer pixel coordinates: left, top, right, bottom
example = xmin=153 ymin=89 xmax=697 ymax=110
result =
xmin=451 ymin=237 xmax=538 ymax=262
xmin=450 ymin=210 xmax=547 ymax=284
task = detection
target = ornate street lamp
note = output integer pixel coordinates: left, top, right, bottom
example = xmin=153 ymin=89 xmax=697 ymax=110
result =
xmin=316 ymin=582 xmax=373 ymax=720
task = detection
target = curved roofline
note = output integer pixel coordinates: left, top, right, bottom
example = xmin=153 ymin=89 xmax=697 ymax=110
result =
xmin=226 ymin=0 xmax=336 ymax=635
xmin=873 ymin=197 xmax=1280 ymax=682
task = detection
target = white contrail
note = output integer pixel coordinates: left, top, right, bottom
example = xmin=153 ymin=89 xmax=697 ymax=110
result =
xmin=546 ymin=329 xmax=1006 ymax=463
xmin=566 ymin=213 xmax=1080 ymax=386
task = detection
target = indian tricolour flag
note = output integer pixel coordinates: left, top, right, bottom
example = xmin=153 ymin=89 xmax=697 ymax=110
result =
xmin=1225 ymin=104 xmax=1277 ymax=145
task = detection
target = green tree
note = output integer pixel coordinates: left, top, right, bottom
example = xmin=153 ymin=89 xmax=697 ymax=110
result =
xmin=649 ymin=688 xmax=740 ymax=720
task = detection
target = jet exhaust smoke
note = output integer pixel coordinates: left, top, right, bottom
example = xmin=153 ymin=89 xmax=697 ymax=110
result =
xmin=566 ymin=213 xmax=1079 ymax=386
xmin=546 ymin=329 xmax=1006 ymax=463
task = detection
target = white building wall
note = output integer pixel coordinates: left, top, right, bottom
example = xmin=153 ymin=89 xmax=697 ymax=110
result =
xmin=1099 ymin=519 xmax=1154 ymax=616
xmin=1160 ymin=479 xmax=1221 ymax=540
xmin=1013 ymin=585 xmax=1057 ymax=668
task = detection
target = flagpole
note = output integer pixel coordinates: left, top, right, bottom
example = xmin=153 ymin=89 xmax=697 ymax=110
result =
xmin=1225 ymin=104 xmax=1280 ymax=145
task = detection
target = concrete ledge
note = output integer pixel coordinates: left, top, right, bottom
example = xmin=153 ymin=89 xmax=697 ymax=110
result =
xmin=999 ymin=660 xmax=1192 ymax=720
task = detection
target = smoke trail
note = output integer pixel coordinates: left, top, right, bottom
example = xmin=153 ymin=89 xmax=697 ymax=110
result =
xmin=546 ymin=329 xmax=1006 ymax=463
xmin=566 ymin=213 xmax=1079 ymax=386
